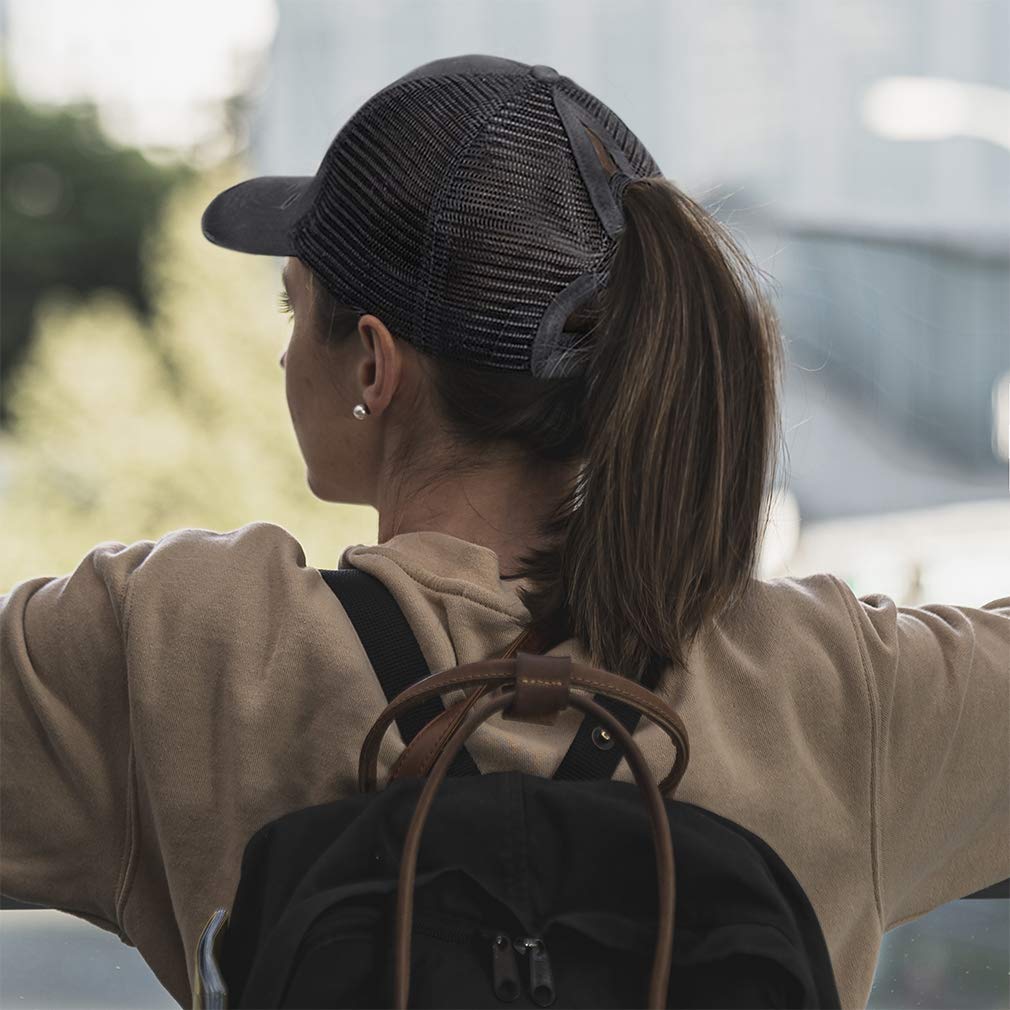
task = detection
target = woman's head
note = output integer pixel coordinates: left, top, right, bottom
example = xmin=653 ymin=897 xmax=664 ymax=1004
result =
xmin=279 ymin=255 xmax=584 ymax=528
xmin=278 ymin=255 xmax=425 ymax=505
xmin=279 ymin=175 xmax=784 ymax=689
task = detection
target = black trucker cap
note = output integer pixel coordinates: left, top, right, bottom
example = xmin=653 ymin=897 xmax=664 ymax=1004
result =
xmin=201 ymin=53 xmax=662 ymax=380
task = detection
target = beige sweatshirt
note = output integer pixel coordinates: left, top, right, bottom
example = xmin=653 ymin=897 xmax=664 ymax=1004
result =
xmin=1 ymin=521 xmax=1007 ymax=1009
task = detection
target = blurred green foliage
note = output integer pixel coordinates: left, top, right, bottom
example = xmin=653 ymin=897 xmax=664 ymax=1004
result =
xmin=0 ymin=71 xmax=192 ymax=426
xmin=0 ymin=164 xmax=377 ymax=589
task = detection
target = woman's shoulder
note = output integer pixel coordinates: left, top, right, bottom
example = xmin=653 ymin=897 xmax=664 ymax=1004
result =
xmin=712 ymin=570 xmax=854 ymax=642
xmin=116 ymin=521 xmax=320 ymax=625
xmin=126 ymin=520 xmax=309 ymax=576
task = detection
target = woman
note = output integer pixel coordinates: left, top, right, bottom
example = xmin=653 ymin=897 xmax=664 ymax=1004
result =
xmin=2 ymin=54 xmax=1007 ymax=1010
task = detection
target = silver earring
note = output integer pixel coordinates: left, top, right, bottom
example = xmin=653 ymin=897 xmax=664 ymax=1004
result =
xmin=352 ymin=403 xmax=369 ymax=420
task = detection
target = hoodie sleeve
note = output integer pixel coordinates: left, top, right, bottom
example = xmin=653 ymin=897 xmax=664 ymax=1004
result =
xmin=0 ymin=537 xmax=157 ymax=936
xmin=829 ymin=575 xmax=1010 ymax=931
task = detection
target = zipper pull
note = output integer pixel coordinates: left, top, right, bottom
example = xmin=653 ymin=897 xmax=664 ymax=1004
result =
xmin=491 ymin=933 xmax=521 ymax=1002
xmin=516 ymin=937 xmax=556 ymax=1007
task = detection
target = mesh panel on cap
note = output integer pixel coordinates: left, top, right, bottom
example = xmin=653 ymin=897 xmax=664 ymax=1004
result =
xmin=292 ymin=71 xmax=529 ymax=354
xmin=424 ymin=82 xmax=609 ymax=371
xmin=292 ymin=67 xmax=662 ymax=376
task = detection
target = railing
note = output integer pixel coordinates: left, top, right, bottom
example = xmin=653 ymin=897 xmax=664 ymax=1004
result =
xmin=2 ymin=881 xmax=1006 ymax=910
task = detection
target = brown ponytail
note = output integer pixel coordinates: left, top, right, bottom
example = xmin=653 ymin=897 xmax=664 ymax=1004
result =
xmin=311 ymin=175 xmax=785 ymax=689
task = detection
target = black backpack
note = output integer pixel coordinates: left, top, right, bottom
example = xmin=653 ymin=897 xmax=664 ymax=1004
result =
xmin=192 ymin=567 xmax=842 ymax=1009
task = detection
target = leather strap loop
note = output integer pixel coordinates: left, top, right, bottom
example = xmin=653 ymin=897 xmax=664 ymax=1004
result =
xmin=501 ymin=652 xmax=571 ymax=725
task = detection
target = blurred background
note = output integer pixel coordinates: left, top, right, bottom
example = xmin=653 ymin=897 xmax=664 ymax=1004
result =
xmin=0 ymin=0 xmax=1007 ymax=1007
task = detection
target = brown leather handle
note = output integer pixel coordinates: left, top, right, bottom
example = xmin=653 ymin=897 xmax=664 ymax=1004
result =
xmin=359 ymin=655 xmax=690 ymax=796
xmin=391 ymin=685 xmax=676 ymax=1010
xmin=386 ymin=625 xmax=541 ymax=784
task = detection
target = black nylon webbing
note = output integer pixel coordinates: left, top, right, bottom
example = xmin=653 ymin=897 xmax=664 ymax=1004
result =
xmin=321 ymin=566 xmax=658 ymax=785
xmin=551 ymin=692 xmax=643 ymax=781
xmin=319 ymin=568 xmax=480 ymax=778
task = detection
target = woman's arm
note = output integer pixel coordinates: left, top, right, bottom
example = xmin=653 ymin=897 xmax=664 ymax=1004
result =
xmin=829 ymin=576 xmax=1010 ymax=929
xmin=0 ymin=538 xmax=156 ymax=937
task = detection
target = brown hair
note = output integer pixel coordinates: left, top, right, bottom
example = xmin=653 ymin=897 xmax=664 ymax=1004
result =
xmin=306 ymin=175 xmax=785 ymax=689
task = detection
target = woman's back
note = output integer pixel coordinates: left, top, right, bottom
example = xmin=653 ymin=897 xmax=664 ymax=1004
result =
xmin=3 ymin=518 xmax=1006 ymax=1008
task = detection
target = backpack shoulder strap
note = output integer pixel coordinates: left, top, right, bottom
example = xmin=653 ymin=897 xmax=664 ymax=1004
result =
xmin=523 ymin=607 xmax=650 ymax=782
xmin=320 ymin=565 xmax=652 ymax=784
xmin=318 ymin=567 xmax=481 ymax=778
xmin=550 ymin=676 xmax=650 ymax=781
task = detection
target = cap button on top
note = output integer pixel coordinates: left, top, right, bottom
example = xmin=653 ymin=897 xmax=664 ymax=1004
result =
xmin=530 ymin=64 xmax=559 ymax=81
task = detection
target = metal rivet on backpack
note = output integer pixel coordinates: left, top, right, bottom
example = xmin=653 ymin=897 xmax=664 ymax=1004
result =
xmin=591 ymin=726 xmax=614 ymax=750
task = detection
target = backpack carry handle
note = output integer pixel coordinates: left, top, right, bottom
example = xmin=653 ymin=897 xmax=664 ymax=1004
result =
xmin=359 ymin=653 xmax=690 ymax=795
xmin=391 ymin=656 xmax=677 ymax=1010
xmin=385 ymin=623 xmax=546 ymax=784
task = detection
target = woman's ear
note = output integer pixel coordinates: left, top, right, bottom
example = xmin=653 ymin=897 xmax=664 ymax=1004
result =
xmin=352 ymin=314 xmax=407 ymax=415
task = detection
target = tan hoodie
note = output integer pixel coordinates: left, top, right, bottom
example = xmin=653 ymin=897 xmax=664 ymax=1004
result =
xmin=2 ymin=520 xmax=1007 ymax=1008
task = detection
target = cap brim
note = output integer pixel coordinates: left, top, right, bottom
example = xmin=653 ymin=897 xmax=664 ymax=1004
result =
xmin=200 ymin=174 xmax=322 ymax=255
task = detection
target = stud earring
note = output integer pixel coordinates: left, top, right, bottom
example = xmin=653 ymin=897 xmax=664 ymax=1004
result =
xmin=352 ymin=403 xmax=369 ymax=420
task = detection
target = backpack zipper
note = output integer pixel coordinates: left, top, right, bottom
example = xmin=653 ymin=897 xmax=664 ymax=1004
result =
xmin=409 ymin=917 xmax=556 ymax=1005
xmin=514 ymin=936 xmax=556 ymax=1007
xmin=410 ymin=916 xmax=523 ymax=1003
xmin=491 ymin=933 xmax=521 ymax=1001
